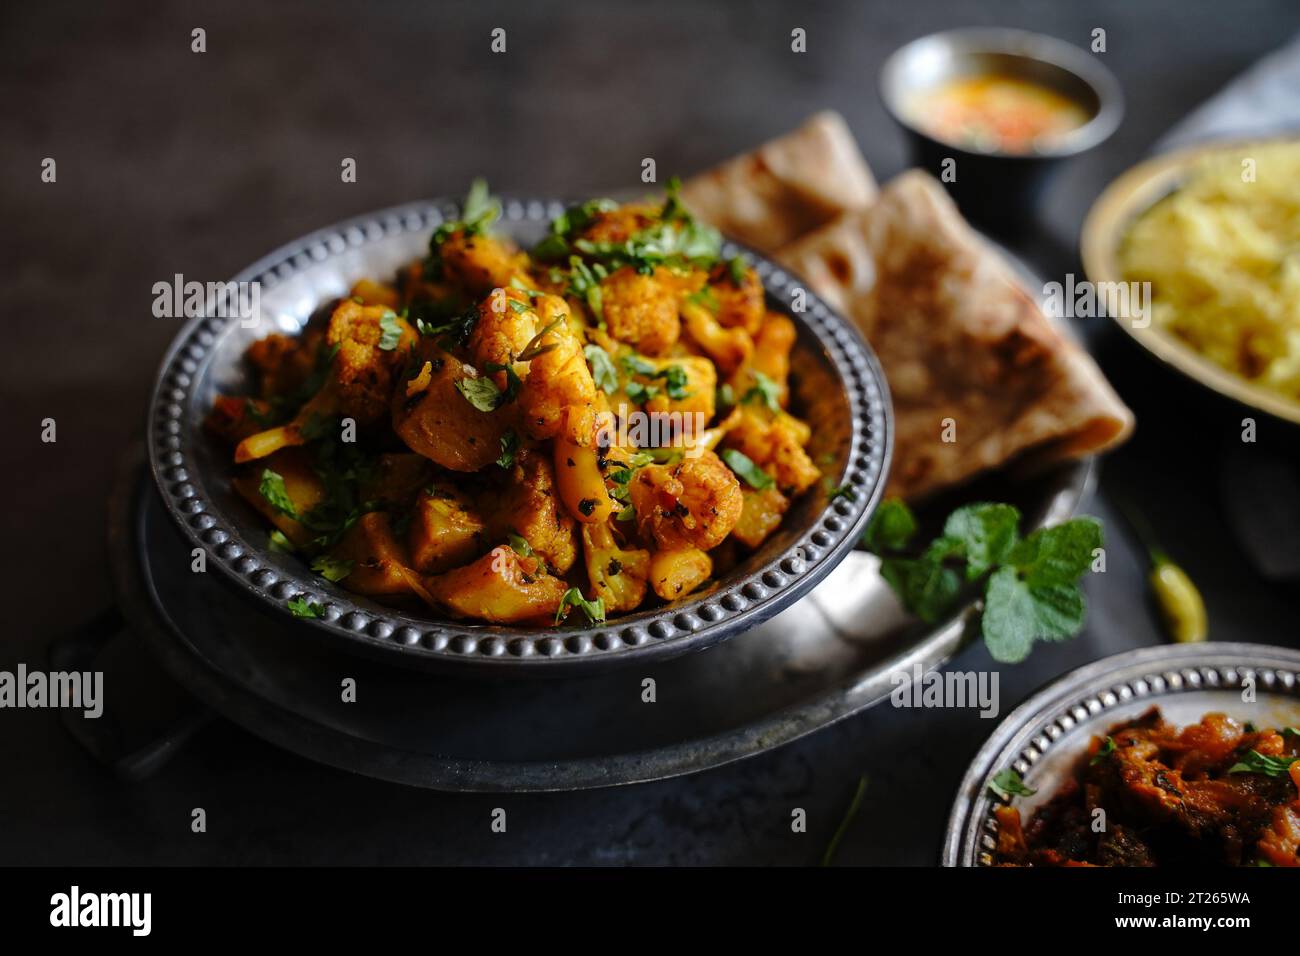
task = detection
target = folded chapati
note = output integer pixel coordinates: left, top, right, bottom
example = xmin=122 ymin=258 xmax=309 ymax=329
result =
xmin=778 ymin=170 xmax=1134 ymax=501
xmin=681 ymin=111 xmax=877 ymax=255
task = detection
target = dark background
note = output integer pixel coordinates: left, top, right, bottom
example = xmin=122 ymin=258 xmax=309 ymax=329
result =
xmin=2 ymin=0 xmax=1297 ymax=864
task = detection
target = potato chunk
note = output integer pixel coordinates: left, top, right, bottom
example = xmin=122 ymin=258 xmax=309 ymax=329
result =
xmin=427 ymin=546 xmax=567 ymax=623
xmin=393 ymin=350 xmax=513 ymax=472
xmin=407 ymin=485 xmax=487 ymax=574
xmin=231 ymin=448 xmax=326 ymax=549
xmin=582 ymin=521 xmax=650 ymax=613
xmin=487 ymin=449 xmax=579 ymax=573
xmin=331 ymin=511 xmax=417 ymax=597
xmin=648 ymin=547 xmax=712 ymax=601
xmin=731 ymin=485 xmax=790 ymax=549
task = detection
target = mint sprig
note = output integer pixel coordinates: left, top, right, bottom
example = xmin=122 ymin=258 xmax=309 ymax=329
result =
xmin=865 ymin=499 xmax=1102 ymax=664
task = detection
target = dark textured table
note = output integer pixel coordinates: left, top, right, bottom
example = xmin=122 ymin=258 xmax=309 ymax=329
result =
xmin=3 ymin=0 xmax=1297 ymax=865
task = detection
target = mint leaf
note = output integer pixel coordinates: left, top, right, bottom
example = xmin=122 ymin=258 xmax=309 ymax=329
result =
xmin=1009 ymin=516 xmax=1103 ymax=587
xmin=942 ymin=503 xmax=1021 ymax=580
xmin=721 ymin=448 xmax=774 ymax=490
xmin=982 ymin=566 xmax=1085 ymax=663
xmin=879 ymin=556 xmax=960 ymax=623
xmin=863 ymin=498 xmax=917 ymax=552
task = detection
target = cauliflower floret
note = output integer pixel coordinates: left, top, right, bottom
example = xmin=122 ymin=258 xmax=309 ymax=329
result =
xmin=709 ymin=261 xmax=765 ymax=335
xmin=629 ymin=449 xmax=743 ymax=551
xmin=724 ymin=406 xmax=821 ymax=494
xmin=326 ymin=298 xmax=416 ymax=425
xmin=437 ymin=231 xmax=530 ymax=296
xmin=600 ymin=266 xmax=680 ymax=355
xmin=517 ymin=297 xmax=599 ymax=444
xmin=682 ymin=300 xmax=753 ymax=375
xmin=467 ymin=286 xmax=539 ymax=387
xmin=582 ymin=521 xmax=651 ymax=613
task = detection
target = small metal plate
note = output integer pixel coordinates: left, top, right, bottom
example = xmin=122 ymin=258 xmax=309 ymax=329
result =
xmin=943 ymin=642 xmax=1300 ymax=866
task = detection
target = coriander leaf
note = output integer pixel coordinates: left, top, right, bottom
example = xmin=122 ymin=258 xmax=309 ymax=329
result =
xmin=741 ymin=370 xmax=781 ymax=413
xmin=989 ymin=769 xmax=1036 ymax=799
xmin=460 ymin=177 xmax=500 ymax=230
xmin=879 ymin=556 xmax=960 ymax=624
xmin=727 ymin=255 xmax=748 ymax=286
xmin=826 ymin=483 xmax=857 ymax=502
xmin=555 ymin=587 xmax=606 ymax=625
xmin=287 ymin=597 xmax=323 ymax=619
xmin=721 ymin=448 xmax=774 ymax=490
xmin=1090 ymin=736 xmax=1117 ymax=765
xmin=615 ymin=503 xmax=635 ymax=522
xmin=455 ymin=374 xmax=503 ymax=412
xmin=1009 ymin=517 xmax=1103 ymax=587
xmin=942 ymin=502 xmax=1021 ymax=580
xmin=583 ymin=344 xmax=619 ymax=394
xmin=310 ymin=555 xmax=354 ymax=583
xmin=1283 ymin=727 xmax=1300 ymax=739
xmin=377 ymin=310 xmax=403 ymax=350
xmin=507 ymin=532 xmax=534 ymax=557
xmin=483 ymin=361 xmax=523 ymax=404
xmin=1228 ymin=750 xmax=1300 ymax=778
xmin=981 ymin=566 xmax=1085 ymax=664
xmin=517 ymin=316 xmax=564 ymax=362
xmin=497 ymin=430 xmax=519 ymax=469
xmin=620 ymin=353 xmax=658 ymax=378
xmin=268 ymin=529 xmax=296 ymax=554
xmin=863 ymin=498 xmax=917 ymax=552
xmin=625 ymin=381 xmax=660 ymax=405
xmin=656 ymin=363 xmax=691 ymax=400
xmin=259 ymin=469 xmax=298 ymax=520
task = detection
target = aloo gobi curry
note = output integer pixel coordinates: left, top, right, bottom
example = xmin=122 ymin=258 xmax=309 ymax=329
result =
xmin=206 ymin=180 xmax=823 ymax=626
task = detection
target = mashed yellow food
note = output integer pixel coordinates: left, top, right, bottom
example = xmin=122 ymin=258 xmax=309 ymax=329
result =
xmin=1119 ymin=142 xmax=1300 ymax=403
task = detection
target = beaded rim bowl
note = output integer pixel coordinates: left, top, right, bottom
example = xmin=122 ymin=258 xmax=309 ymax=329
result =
xmin=146 ymin=195 xmax=892 ymax=674
xmin=942 ymin=642 xmax=1300 ymax=866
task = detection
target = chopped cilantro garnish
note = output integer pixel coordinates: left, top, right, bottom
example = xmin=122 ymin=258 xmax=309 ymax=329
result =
xmin=721 ymin=449 xmax=774 ymax=490
xmin=377 ymin=310 xmax=403 ymax=350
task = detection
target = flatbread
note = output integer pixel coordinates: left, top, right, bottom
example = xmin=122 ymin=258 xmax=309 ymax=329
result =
xmin=778 ymin=170 xmax=1134 ymax=501
xmin=681 ymin=111 xmax=877 ymax=255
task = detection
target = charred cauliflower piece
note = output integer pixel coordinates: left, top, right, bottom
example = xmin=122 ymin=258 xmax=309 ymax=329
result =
xmin=629 ymin=449 xmax=743 ymax=552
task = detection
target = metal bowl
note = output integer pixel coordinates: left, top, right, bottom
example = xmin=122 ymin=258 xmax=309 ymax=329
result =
xmin=1081 ymin=136 xmax=1300 ymax=428
xmin=880 ymin=28 xmax=1123 ymax=234
xmin=943 ymin=642 xmax=1300 ymax=866
xmin=146 ymin=196 xmax=892 ymax=675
